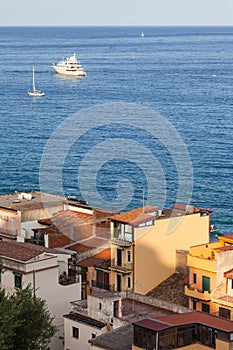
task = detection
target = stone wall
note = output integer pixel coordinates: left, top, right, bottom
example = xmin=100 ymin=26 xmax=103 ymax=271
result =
xmin=127 ymin=292 xmax=191 ymax=314
xmin=176 ymin=249 xmax=189 ymax=274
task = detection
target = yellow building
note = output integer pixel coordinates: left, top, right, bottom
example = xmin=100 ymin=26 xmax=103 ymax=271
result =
xmin=185 ymin=234 xmax=233 ymax=319
xmin=109 ymin=203 xmax=212 ymax=295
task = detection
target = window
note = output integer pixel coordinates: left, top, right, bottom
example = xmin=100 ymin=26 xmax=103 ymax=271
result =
xmin=14 ymin=274 xmax=22 ymax=289
xmin=91 ymin=333 xmax=96 ymax=339
xmin=193 ymin=300 xmax=197 ymax=310
xmin=127 ymin=250 xmax=131 ymax=263
xmin=219 ymin=307 xmax=231 ymax=320
xmin=231 ymin=279 xmax=233 ymax=289
xmin=202 ymin=303 xmax=210 ymax=313
xmin=202 ymin=276 xmax=210 ymax=292
xmin=99 ymin=303 xmax=102 ymax=310
xmin=72 ymin=327 xmax=79 ymax=339
xmin=193 ymin=273 xmax=197 ymax=284
xmin=127 ymin=276 xmax=131 ymax=289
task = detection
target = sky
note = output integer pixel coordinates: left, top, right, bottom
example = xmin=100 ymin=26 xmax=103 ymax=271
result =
xmin=1 ymin=0 xmax=233 ymax=26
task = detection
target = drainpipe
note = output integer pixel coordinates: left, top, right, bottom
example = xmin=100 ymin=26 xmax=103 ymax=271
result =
xmin=132 ymin=227 xmax=135 ymax=293
xmin=33 ymin=269 xmax=36 ymax=298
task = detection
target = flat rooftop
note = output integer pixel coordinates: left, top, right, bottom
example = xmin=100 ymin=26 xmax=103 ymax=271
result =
xmin=0 ymin=191 xmax=66 ymax=212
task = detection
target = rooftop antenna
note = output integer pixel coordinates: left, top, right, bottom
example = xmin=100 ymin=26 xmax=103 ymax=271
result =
xmin=142 ymin=189 xmax=147 ymax=212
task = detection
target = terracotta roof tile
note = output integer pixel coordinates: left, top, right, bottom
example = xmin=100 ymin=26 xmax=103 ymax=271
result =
xmin=224 ymin=268 xmax=233 ymax=279
xmin=38 ymin=210 xmax=111 ymax=242
xmin=0 ymin=241 xmax=57 ymax=262
xmin=110 ymin=206 xmax=158 ymax=226
xmin=77 ymin=248 xmax=111 ymax=268
xmin=67 ymin=237 xmax=108 ymax=253
xmin=94 ymin=248 xmax=111 ymax=260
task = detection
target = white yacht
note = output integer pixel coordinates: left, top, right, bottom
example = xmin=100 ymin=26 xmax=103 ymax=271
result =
xmin=27 ymin=66 xmax=45 ymax=97
xmin=51 ymin=52 xmax=87 ymax=77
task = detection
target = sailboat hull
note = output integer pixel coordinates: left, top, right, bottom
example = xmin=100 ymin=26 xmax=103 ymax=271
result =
xmin=28 ymin=66 xmax=45 ymax=97
xmin=27 ymin=91 xmax=45 ymax=97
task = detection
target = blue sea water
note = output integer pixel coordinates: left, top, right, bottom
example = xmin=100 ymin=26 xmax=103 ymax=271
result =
xmin=0 ymin=26 xmax=233 ymax=235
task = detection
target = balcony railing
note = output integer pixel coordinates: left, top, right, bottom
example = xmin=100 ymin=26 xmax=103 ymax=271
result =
xmin=59 ymin=274 xmax=81 ymax=286
xmin=212 ymin=291 xmax=233 ymax=307
xmin=185 ymin=284 xmax=212 ymax=301
xmin=109 ymin=259 xmax=133 ymax=273
xmin=0 ymin=228 xmax=18 ymax=238
xmin=110 ymin=237 xmax=132 ymax=246
xmin=91 ymin=280 xmax=112 ymax=291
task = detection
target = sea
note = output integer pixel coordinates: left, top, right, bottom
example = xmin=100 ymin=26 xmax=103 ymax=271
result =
xmin=0 ymin=26 xmax=233 ymax=237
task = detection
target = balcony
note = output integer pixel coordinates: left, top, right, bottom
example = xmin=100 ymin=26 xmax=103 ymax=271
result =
xmin=91 ymin=280 xmax=113 ymax=292
xmin=110 ymin=238 xmax=132 ymax=247
xmin=212 ymin=292 xmax=233 ymax=308
xmin=185 ymin=284 xmax=212 ymax=301
xmin=109 ymin=259 xmax=133 ymax=274
xmin=0 ymin=228 xmax=18 ymax=239
xmin=59 ymin=273 xmax=81 ymax=286
xmin=188 ymin=255 xmax=216 ymax=272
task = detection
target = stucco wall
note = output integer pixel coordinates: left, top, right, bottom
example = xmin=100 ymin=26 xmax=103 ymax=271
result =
xmin=134 ymin=213 xmax=210 ymax=294
xmin=64 ymin=316 xmax=107 ymax=350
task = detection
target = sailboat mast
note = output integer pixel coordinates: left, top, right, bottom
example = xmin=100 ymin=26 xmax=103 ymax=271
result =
xmin=32 ymin=66 xmax=36 ymax=92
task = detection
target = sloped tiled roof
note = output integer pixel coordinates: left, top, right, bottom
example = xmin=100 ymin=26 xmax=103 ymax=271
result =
xmin=147 ymin=273 xmax=189 ymax=307
xmin=38 ymin=210 xmax=111 ymax=242
xmin=67 ymin=237 xmax=108 ymax=253
xmin=78 ymin=248 xmax=111 ymax=268
xmin=134 ymin=319 xmax=169 ymax=331
xmin=155 ymin=311 xmax=233 ymax=332
xmin=0 ymin=241 xmax=57 ymax=262
xmin=89 ymin=324 xmax=133 ymax=350
xmin=110 ymin=206 xmax=158 ymax=226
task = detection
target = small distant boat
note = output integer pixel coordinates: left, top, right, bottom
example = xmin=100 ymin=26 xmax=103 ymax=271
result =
xmin=140 ymin=31 xmax=144 ymax=37
xmin=51 ymin=52 xmax=87 ymax=77
xmin=27 ymin=66 xmax=45 ymax=97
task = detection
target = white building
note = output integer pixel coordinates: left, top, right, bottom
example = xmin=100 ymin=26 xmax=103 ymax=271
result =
xmin=0 ymin=240 xmax=82 ymax=350
xmin=64 ymin=311 xmax=107 ymax=350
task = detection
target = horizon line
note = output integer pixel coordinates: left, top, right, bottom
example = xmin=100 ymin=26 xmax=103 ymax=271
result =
xmin=0 ymin=24 xmax=233 ymax=28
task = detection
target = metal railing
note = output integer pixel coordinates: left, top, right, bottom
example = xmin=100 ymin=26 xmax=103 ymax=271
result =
xmin=110 ymin=259 xmax=133 ymax=272
xmin=91 ymin=280 xmax=112 ymax=291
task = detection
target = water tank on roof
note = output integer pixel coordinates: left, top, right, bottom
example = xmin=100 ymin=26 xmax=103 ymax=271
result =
xmin=18 ymin=192 xmax=32 ymax=200
xmin=186 ymin=204 xmax=194 ymax=214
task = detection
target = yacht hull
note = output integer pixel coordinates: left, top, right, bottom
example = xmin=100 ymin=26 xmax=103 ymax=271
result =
xmin=51 ymin=65 xmax=87 ymax=77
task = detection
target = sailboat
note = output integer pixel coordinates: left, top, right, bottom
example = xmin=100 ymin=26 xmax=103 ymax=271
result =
xmin=27 ymin=66 xmax=45 ymax=97
xmin=140 ymin=31 xmax=144 ymax=37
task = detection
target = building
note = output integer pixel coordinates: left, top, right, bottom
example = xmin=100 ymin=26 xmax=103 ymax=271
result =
xmin=64 ymin=312 xmax=107 ymax=350
xmin=89 ymin=324 xmax=133 ymax=350
xmin=185 ymin=234 xmax=233 ymax=318
xmin=0 ymin=190 xmax=75 ymax=241
xmin=0 ymin=190 xmax=116 ymax=247
xmin=132 ymin=311 xmax=233 ymax=349
xmin=77 ymin=247 xmax=111 ymax=296
xmin=63 ymin=290 xmax=177 ymax=350
xmin=0 ymin=240 xmax=82 ymax=350
xmin=109 ymin=203 xmax=213 ymax=295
